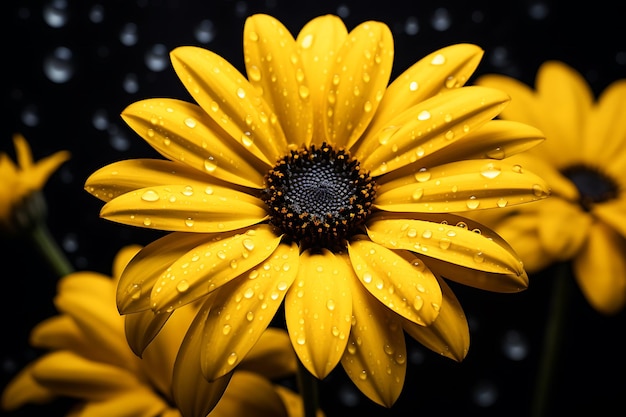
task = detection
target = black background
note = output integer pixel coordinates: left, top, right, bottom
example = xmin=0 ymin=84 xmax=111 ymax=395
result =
xmin=2 ymin=1 xmax=626 ymax=416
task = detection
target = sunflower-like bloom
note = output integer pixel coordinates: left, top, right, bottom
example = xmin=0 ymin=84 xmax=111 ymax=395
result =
xmin=1 ymin=244 xmax=307 ymax=417
xmin=0 ymin=133 xmax=70 ymax=233
xmin=85 ymin=14 xmax=550 ymax=406
xmin=469 ymin=61 xmax=626 ymax=315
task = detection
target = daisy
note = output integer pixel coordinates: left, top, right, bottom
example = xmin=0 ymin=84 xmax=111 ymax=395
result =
xmin=472 ymin=61 xmax=626 ymax=315
xmin=1 ymin=245 xmax=307 ymax=417
xmin=85 ymin=14 xmax=549 ymax=406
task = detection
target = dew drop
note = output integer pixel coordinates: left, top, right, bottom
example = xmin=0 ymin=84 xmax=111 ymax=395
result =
xmin=184 ymin=117 xmax=197 ymax=128
xmin=301 ymin=33 xmax=314 ymax=49
xmin=176 ymin=280 xmax=189 ymax=292
xmin=141 ymin=190 xmax=159 ymax=202
xmin=497 ymin=198 xmax=508 ymax=208
xmin=413 ymin=295 xmax=424 ymax=310
xmin=185 ymin=218 xmax=194 ymax=227
xmin=143 ymin=218 xmax=152 ymax=226
xmin=439 ymin=238 xmax=451 ymax=249
xmin=363 ymin=101 xmax=372 ymax=112
xmin=326 ymin=299 xmax=336 ymax=311
xmin=422 ymin=230 xmax=432 ymax=239
xmin=236 ymin=87 xmax=246 ymax=99
xmin=486 ymin=147 xmax=506 ymax=159
xmin=204 ymin=158 xmax=217 ymax=172
xmin=409 ymin=81 xmax=419 ymax=91
xmin=466 ymin=196 xmax=480 ymax=209
xmin=417 ymin=110 xmax=431 ymax=121
xmin=474 ymin=252 xmax=485 ymax=263
xmin=414 ymin=168 xmax=431 ymax=182
xmin=363 ymin=272 xmax=373 ymax=283
xmin=227 ymin=352 xmax=238 ymax=365
xmin=248 ymin=65 xmax=262 ymax=81
xmin=222 ymin=324 xmax=232 ymax=335
xmin=242 ymin=238 xmax=255 ymax=251
xmin=431 ymin=53 xmax=446 ymax=65
xmin=512 ymin=164 xmax=523 ymax=173
xmin=297 ymin=335 xmax=306 ymax=345
xmin=480 ymin=163 xmax=502 ymax=179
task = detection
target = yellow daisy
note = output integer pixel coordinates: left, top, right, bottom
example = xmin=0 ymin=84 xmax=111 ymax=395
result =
xmin=0 ymin=133 xmax=70 ymax=233
xmin=471 ymin=61 xmax=626 ymax=315
xmin=1 ymin=245 xmax=306 ymax=417
xmin=85 ymin=14 xmax=549 ymax=406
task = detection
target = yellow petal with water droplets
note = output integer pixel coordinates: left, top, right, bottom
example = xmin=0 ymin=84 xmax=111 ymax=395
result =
xmin=201 ymin=242 xmax=299 ymax=380
xmin=363 ymin=44 xmax=483 ymax=141
xmin=99 ymin=183 xmax=267 ymax=233
xmin=401 ymin=272 xmax=469 ymax=361
xmin=118 ymin=232 xmax=210 ymax=314
xmin=173 ymin=295 xmax=232 ymax=417
xmin=296 ymin=15 xmax=347 ymax=145
xmin=358 ymin=86 xmax=510 ymax=176
xmin=284 ymin=249 xmax=352 ymax=379
xmin=150 ymin=225 xmax=281 ymax=314
xmin=348 ymin=238 xmax=441 ymax=326
xmin=244 ymin=14 xmax=313 ymax=147
xmin=124 ymin=309 xmax=173 ymax=358
xmin=366 ymin=213 xmax=526 ymax=277
xmin=375 ymin=160 xmax=550 ymax=212
xmin=341 ymin=280 xmax=406 ymax=407
xmin=324 ymin=21 xmax=393 ymax=149
xmin=1 ymin=363 xmax=54 ymax=411
xmin=170 ymin=46 xmax=288 ymax=165
xmin=122 ymin=99 xmax=267 ymax=189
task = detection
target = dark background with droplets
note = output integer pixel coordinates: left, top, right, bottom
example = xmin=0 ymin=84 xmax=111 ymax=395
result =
xmin=2 ymin=0 xmax=625 ymax=416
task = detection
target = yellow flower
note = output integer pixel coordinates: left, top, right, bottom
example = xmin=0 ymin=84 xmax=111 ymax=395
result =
xmin=0 ymin=133 xmax=70 ymax=232
xmin=85 ymin=14 xmax=549 ymax=406
xmin=1 ymin=245 xmax=305 ymax=417
xmin=471 ymin=61 xmax=626 ymax=315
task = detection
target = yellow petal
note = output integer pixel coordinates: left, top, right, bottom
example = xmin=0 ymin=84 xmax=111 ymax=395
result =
xmin=574 ymin=222 xmax=626 ymax=315
xmin=402 ymin=273 xmax=469 ymax=361
xmin=201 ymin=242 xmax=299 ymax=379
xmin=118 ymin=232 xmax=211 ymax=314
xmin=237 ymin=327 xmax=298 ymax=380
xmin=536 ymin=198 xmax=591 ymax=259
xmin=150 ymin=225 xmax=281 ymax=314
xmin=112 ymin=245 xmax=142 ymax=283
xmin=375 ymin=159 xmax=550 ymax=212
xmin=341 ymin=281 xmax=406 ymax=407
xmin=12 ymin=133 xmax=71 ymax=192
xmin=593 ymin=198 xmax=626 ymax=239
xmin=29 ymin=315 xmax=80 ymax=350
xmin=124 ymin=309 xmax=173 ymax=357
xmin=1 ymin=363 xmax=54 ymax=410
xmin=170 ymin=46 xmax=288 ymax=165
xmin=367 ymin=212 xmax=526 ymax=278
xmin=99 ymin=183 xmax=267 ymax=233
xmin=347 ymin=238 xmax=441 ymax=326
xmin=363 ymin=43 xmax=483 ymax=140
xmin=296 ymin=14 xmax=348 ymax=145
xmin=73 ymin=390 xmax=170 ymax=417
xmin=211 ymin=371 xmax=289 ymax=417
xmin=358 ymin=86 xmax=510 ymax=176
xmin=122 ymin=99 xmax=266 ymax=188
xmin=284 ymin=249 xmax=352 ymax=379
xmin=13 ymin=133 xmax=34 ymax=169
xmin=325 ymin=20 xmax=394 ymax=149
xmin=244 ymin=14 xmax=313 ymax=147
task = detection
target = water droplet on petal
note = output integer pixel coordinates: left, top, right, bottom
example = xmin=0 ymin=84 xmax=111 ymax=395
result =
xmin=417 ymin=110 xmax=431 ymax=120
xmin=141 ymin=190 xmax=159 ymax=202
xmin=431 ymin=53 xmax=446 ymax=65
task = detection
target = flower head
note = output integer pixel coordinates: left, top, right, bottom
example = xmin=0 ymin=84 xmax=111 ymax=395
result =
xmin=471 ymin=61 xmax=626 ymax=315
xmin=85 ymin=14 xmax=549 ymax=406
xmin=0 ymin=133 xmax=70 ymax=233
xmin=1 ymin=245 xmax=305 ymax=417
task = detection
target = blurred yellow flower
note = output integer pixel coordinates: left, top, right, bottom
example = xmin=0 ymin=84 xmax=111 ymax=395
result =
xmin=0 ymin=133 xmax=70 ymax=232
xmin=1 ymin=245 xmax=306 ymax=417
xmin=472 ymin=61 xmax=626 ymax=315
xmin=85 ymin=14 xmax=549 ymax=406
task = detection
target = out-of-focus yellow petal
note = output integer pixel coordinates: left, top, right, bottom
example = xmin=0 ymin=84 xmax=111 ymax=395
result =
xmin=72 ymin=389 xmax=171 ymax=417
xmin=296 ymin=15 xmax=347 ymax=145
xmin=402 ymin=272 xmax=469 ymax=361
xmin=274 ymin=384 xmax=326 ymax=417
xmin=594 ymin=198 xmax=626 ymax=239
xmin=284 ymin=249 xmax=352 ymax=379
xmin=536 ymin=198 xmax=591 ymax=260
xmin=201 ymin=242 xmax=299 ymax=379
xmin=375 ymin=159 xmax=549 ymax=212
xmin=117 ymin=232 xmax=210 ymax=314
xmin=348 ymin=238 xmax=441 ymax=326
xmin=237 ymin=327 xmax=298 ymax=380
xmin=1 ymin=363 xmax=54 ymax=411
xmin=12 ymin=133 xmax=71 ymax=192
xmin=244 ymin=14 xmax=313 ymax=147
xmin=112 ymin=245 xmax=142 ymax=283
xmin=150 ymin=225 xmax=281 ymax=314
xmin=170 ymin=46 xmax=288 ymax=165
xmin=122 ymin=99 xmax=266 ymax=188
xmin=367 ymin=212 xmax=526 ymax=278
xmin=99 ymin=183 xmax=267 ymax=233
xmin=364 ymin=44 xmax=483 ymax=140
xmin=325 ymin=20 xmax=393 ymax=149
xmin=574 ymin=222 xmax=626 ymax=315
xmin=124 ymin=309 xmax=173 ymax=358
xmin=358 ymin=86 xmax=510 ymax=176
xmin=341 ymin=279 xmax=405 ymax=407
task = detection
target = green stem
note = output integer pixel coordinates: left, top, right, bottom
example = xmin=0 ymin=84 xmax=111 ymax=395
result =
xmin=28 ymin=221 xmax=74 ymax=278
xmin=530 ymin=262 xmax=571 ymax=417
xmin=296 ymin=358 xmax=319 ymax=417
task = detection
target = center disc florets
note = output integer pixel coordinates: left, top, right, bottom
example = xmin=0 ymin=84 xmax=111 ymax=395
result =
xmin=261 ymin=143 xmax=376 ymax=250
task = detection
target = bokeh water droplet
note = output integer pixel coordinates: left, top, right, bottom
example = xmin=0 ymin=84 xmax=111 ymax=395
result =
xmin=43 ymin=46 xmax=74 ymax=83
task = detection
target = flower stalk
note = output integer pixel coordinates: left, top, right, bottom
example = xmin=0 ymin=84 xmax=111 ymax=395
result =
xmin=296 ymin=358 xmax=320 ymax=417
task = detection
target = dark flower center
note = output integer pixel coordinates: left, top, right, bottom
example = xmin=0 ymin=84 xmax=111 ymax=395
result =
xmin=561 ymin=164 xmax=619 ymax=211
xmin=261 ymin=143 xmax=376 ymax=251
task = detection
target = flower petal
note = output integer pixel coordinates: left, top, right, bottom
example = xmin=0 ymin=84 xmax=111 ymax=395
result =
xmin=594 ymin=198 xmax=626 ymax=239
xmin=13 ymin=133 xmax=71 ymax=191
xmin=1 ymin=363 xmax=54 ymax=411
xmin=237 ymin=327 xmax=298 ymax=380
xmin=325 ymin=20 xmax=394 ymax=149
xmin=537 ymin=198 xmax=591 ymax=259
xmin=284 ymin=249 xmax=352 ymax=379
xmin=401 ymin=273 xmax=469 ymax=361
xmin=124 ymin=309 xmax=173 ymax=358
xmin=341 ymin=280 xmax=406 ymax=407
xmin=367 ymin=212 xmax=527 ymax=279
xmin=375 ymin=159 xmax=550 ymax=212
xmin=347 ymin=237 xmax=441 ymax=326
xmin=122 ymin=99 xmax=266 ymax=188
xmin=117 ymin=232 xmax=210 ymax=314
xmin=99 ymin=183 xmax=267 ymax=233
xmin=150 ymin=225 xmax=282 ymax=314
xmin=201 ymin=242 xmax=299 ymax=379
xmin=170 ymin=46 xmax=288 ymax=165
xmin=244 ymin=14 xmax=313 ymax=147
xmin=75 ymin=390 xmax=170 ymax=417
xmin=358 ymin=86 xmax=510 ymax=176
